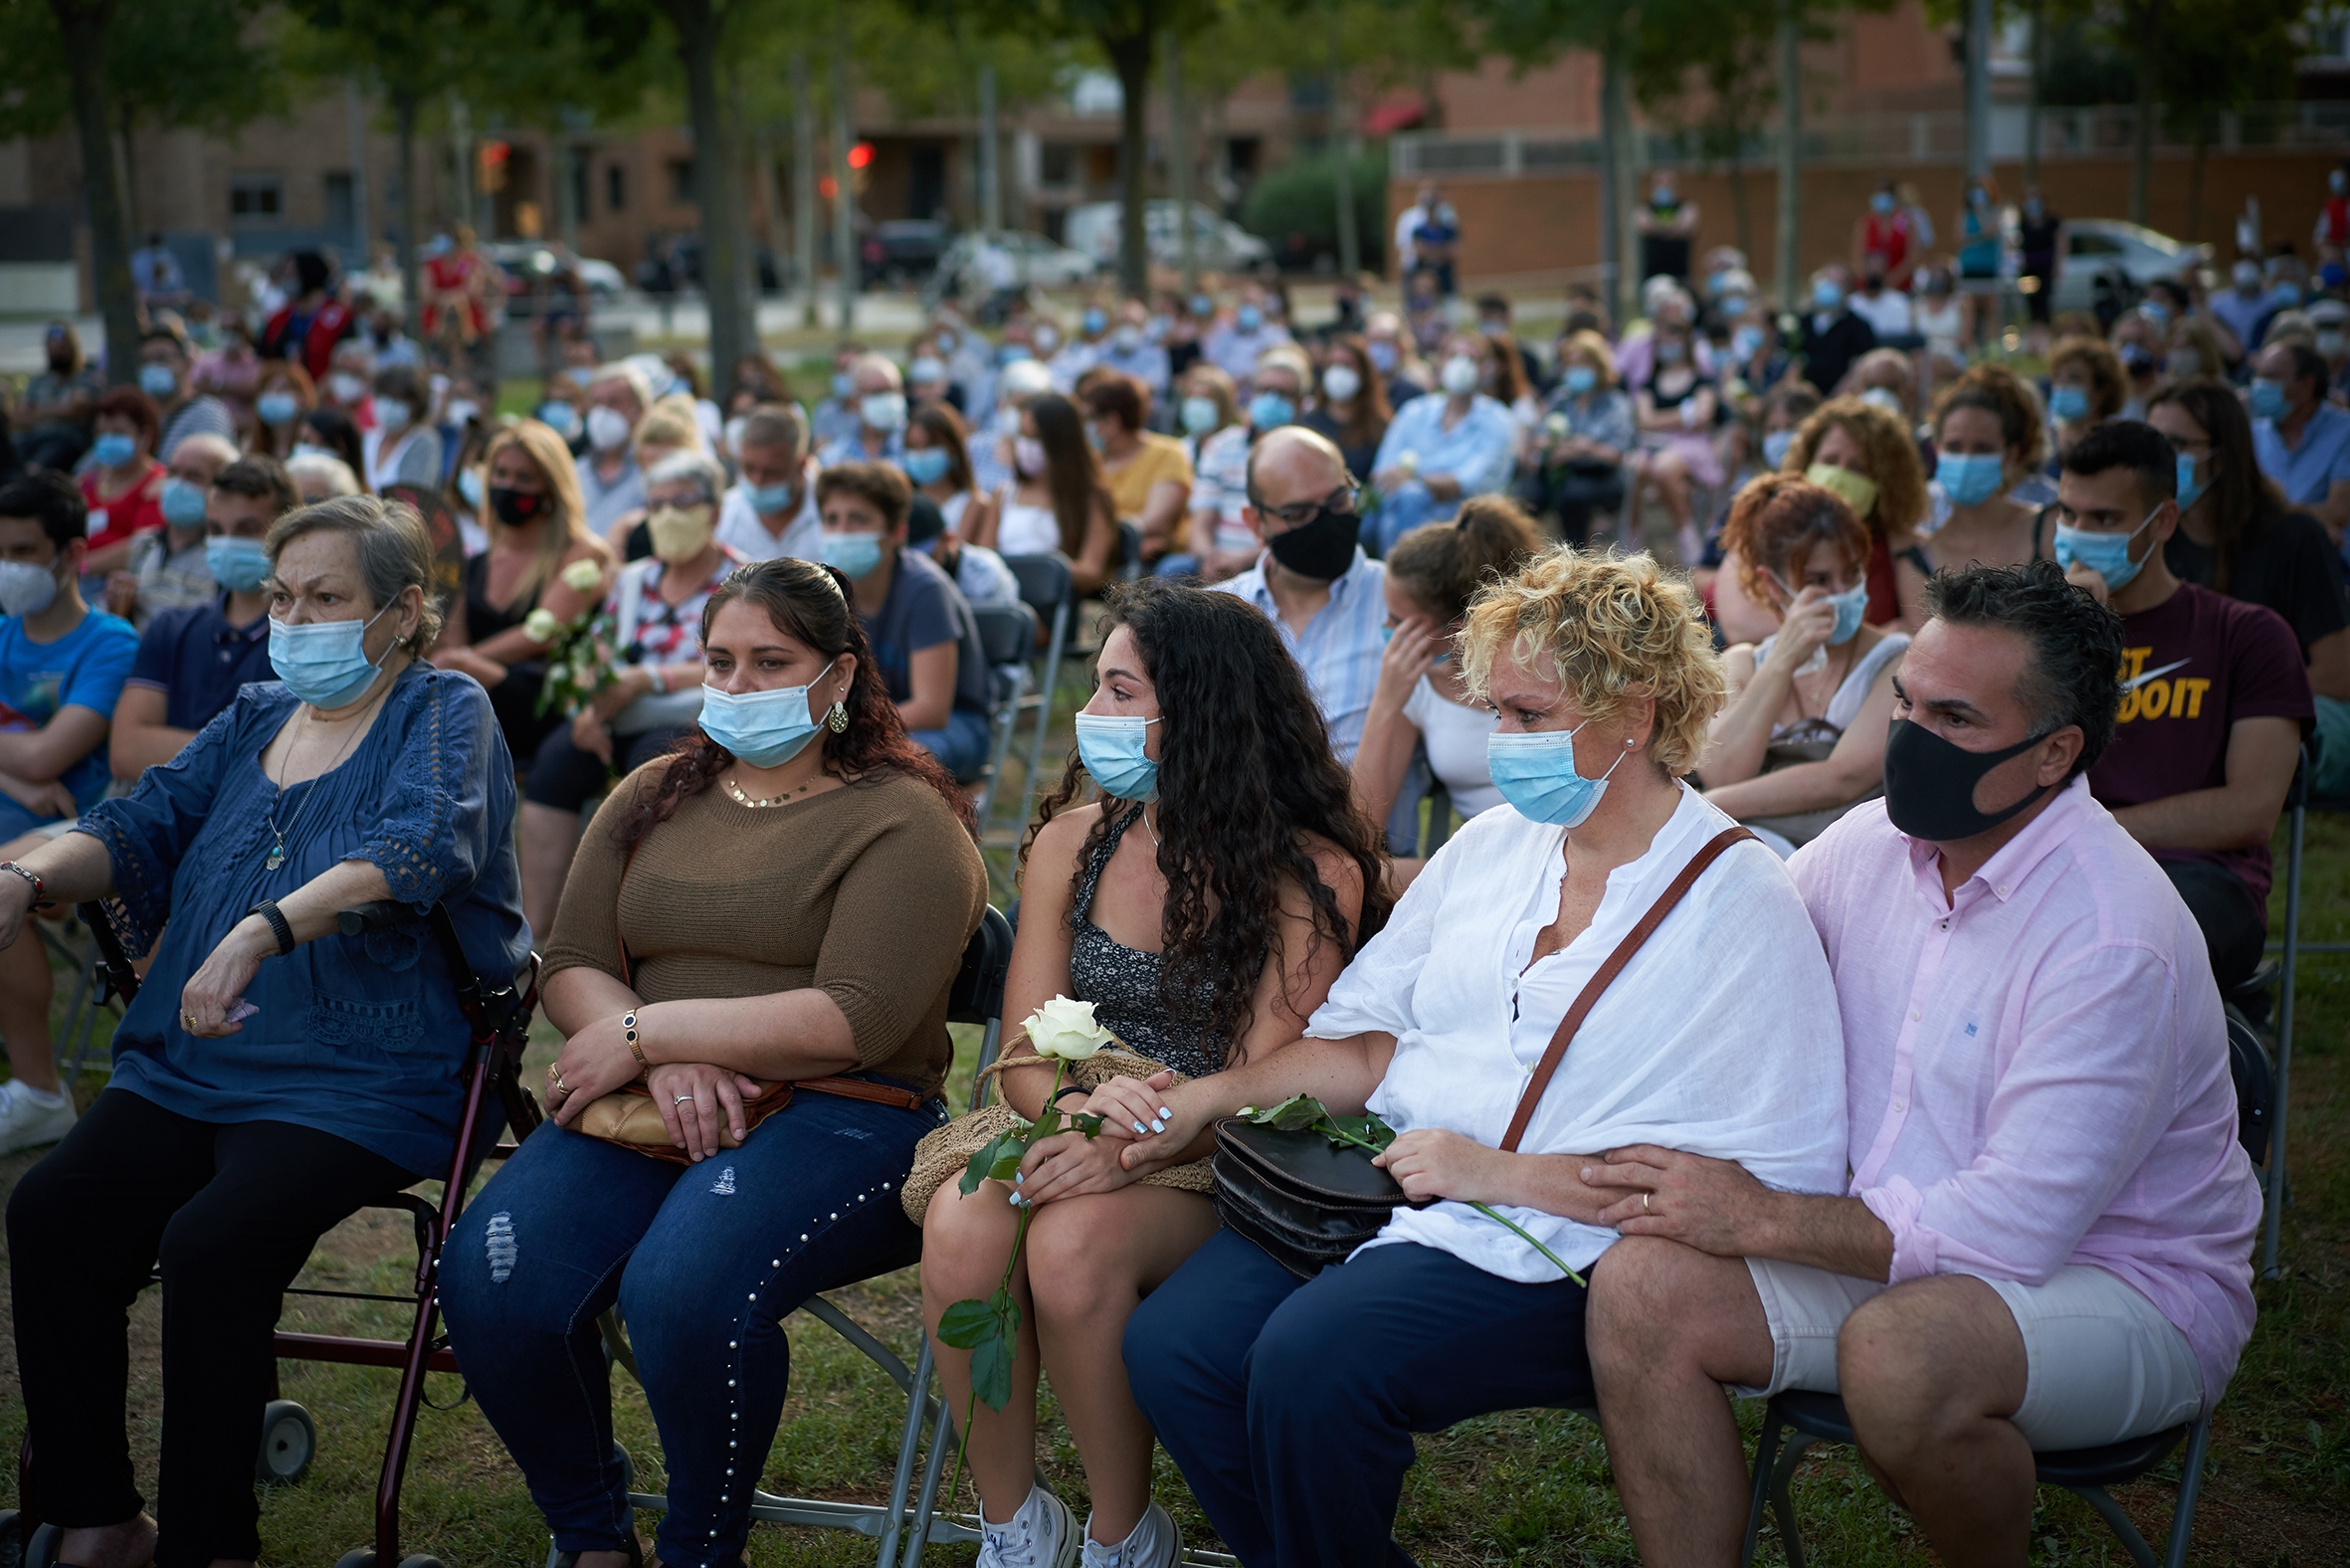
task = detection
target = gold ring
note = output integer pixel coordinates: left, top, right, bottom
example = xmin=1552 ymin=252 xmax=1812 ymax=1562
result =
xmin=550 ymin=1067 xmax=569 ymax=1093
xmin=183 ymin=1011 xmax=197 ymax=1029
xmin=1642 ymin=1192 xmax=1653 ymax=1215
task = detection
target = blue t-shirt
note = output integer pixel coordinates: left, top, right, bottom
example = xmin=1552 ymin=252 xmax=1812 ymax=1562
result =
xmin=862 ymin=547 xmax=991 ymax=718
xmin=127 ymin=595 xmax=276 ymax=735
xmin=0 ymin=606 xmax=138 ymax=808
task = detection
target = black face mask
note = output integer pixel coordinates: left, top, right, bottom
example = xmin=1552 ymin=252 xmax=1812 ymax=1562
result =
xmin=489 ymin=486 xmax=545 ymax=526
xmin=1881 ymin=717 xmax=2056 ymax=843
xmin=1265 ymin=503 xmax=1359 ymax=581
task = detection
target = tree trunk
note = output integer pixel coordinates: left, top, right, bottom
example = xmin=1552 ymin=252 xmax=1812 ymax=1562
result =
xmin=832 ymin=29 xmax=856 ymax=333
xmin=116 ymin=101 xmax=141 ymax=246
xmin=1104 ymin=26 xmax=1154 ymax=299
xmin=1329 ymin=9 xmax=1357 ymax=279
xmin=1727 ymin=142 xmax=1751 ymax=264
xmin=396 ymin=93 xmax=422 ymax=337
xmin=1600 ymin=37 xmax=1632 ymax=327
xmin=2186 ymin=119 xmax=2208 ymax=243
xmin=793 ymin=51 xmax=818 ymax=327
xmin=1775 ymin=0 xmax=1801 ymax=311
xmin=2129 ymin=0 xmax=2158 ymax=227
xmin=1163 ymin=39 xmax=1195 ymax=294
xmin=52 ymin=0 xmax=136 ymax=386
xmin=725 ymin=54 xmax=758 ymax=315
xmin=2024 ymin=0 xmax=2044 ymax=190
xmin=669 ymin=0 xmax=749 ymax=379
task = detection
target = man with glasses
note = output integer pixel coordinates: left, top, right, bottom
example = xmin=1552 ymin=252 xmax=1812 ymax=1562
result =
xmin=1210 ymin=426 xmax=1387 ymax=766
xmin=2057 ymin=420 xmax=2306 ymax=1002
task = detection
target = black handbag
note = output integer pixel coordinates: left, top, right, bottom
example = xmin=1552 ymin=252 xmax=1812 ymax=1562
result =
xmin=1210 ymin=826 xmax=1755 ymax=1279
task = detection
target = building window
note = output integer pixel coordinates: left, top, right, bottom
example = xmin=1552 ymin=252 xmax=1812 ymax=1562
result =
xmin=1040 ymin=142 xmax=1077 ymax=188
xmin=324 ymin=171 xmax=356 ymax=236
xmin=607 ymin=163 xmax=627 ymax=212
xmin=229 ymin=173 xmax=284 ymax=226
xmin=668 ymin=157 xmax=695 ymax=204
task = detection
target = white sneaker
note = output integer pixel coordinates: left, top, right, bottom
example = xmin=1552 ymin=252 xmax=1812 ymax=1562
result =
xmin=1078 ymin=1502 xmax=1182 ymax=1568
xmin=0 ymin=1078 xmax=75 ymax=1156
xmin=978 ymin=1483 xmax=1078 ymax=1568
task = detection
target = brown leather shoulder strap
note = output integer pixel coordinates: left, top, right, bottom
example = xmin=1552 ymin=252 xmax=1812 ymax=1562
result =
xmin=1498 ymin=826 xmax=1757 ymax=1153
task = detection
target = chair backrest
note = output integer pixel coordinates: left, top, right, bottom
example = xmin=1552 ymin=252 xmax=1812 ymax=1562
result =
xmin=946 ymin=904 xmax=1015 ymax=1030
xmin=1115 ymin=518 xmax=1144 ymax=582
xmin=1003 ymin=551 xmax=1075 ymax=620
xmin=2227 ymin=1012 xmax=2273 ymax=1167
xmin=971 ymin=601 xmax=1037 ymax=668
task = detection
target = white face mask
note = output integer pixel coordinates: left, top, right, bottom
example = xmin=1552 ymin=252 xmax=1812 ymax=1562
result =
xmin=1322 ymin=364 xmax=1362 ymax=403
xmin=1439 ymin=355 xmax=1479 ymax=397
xmin=586 ymin=405 xmax=633 ymax=452
xmin=0 ymin=559 xmax=60 ymax=618
xmin=328 ymin=372 xmax=367 ymax=403
xmin=376 ymin=400 xmax=412 ymax=436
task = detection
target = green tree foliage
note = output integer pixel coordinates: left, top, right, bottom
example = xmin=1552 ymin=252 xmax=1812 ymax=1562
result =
xmin=1240 ymin=142 xmax=1387 ymax=268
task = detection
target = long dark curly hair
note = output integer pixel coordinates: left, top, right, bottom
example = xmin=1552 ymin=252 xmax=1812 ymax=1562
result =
xmin=616 ymin=555 xmax=973 ymax=847
xmin=1022 ymin=579 xmax=1390 ymax=1066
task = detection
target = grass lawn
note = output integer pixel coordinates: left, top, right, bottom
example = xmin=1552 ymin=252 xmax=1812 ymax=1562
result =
xmin=3 ymin=703 xmax=2346 ymax=1564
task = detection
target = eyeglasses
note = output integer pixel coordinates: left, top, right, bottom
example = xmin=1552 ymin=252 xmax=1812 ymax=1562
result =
xmin=1254 ymin=483 xmax=1363 ymax=530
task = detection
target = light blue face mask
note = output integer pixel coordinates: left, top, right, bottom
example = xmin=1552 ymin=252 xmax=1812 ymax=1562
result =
xmin=1935 ymin=451 xmax=2005 ymax=508
xmin=1486 ymin=723 xmax=1631 ymax=829
xmin=2053 ymin=505 xmax=2158 ymax=591
xmin=138 ymin=363 xmax=178 ymax=398
xmin=902 ymin=448 xmax=951 ymax=487
xmin=1248 ymin=392 xmax=1295 ymax=431
xmin=160 ymin=477 xmax=208 ymax=528
xmin=1082 ymin=308 xmax=1107 ymax=336
xmin=458 ymin=467 xmax=485 ymax=508
xmin=1823 ymin=580 xmax=1871 ymax=645
xmin=1762 ymin=429 xmax=1796 ymax=469
xmin=537 ymin=402 xmax=581 ymax=438
xmin=1731 ymin=325 xmax=1765 ymax=362
xmin=1564 ymin=365 xmax=1598 ymax=395
xmin=1236 ymin=304 xmax=1263 ymax=332
xmin=270 ymin=604 xmax=392 ymax=709
xmin=2249 ymin=378 xmax=2288 ymax=422
xmin=257 ymin=391 xmax=300 ymax=428
xmin=747 ymin=479 xmax=800 ymax=515
xmin=1811 ymin=280 xmax=1844 ymax=311
xmin=2048 ymin=384 xmax=2090 ymax=423
xmin=92 ymin=432 xmax=137 ymax=468
xmin=697 ymin=661 xmax=837 ymax=767
xmin=2175 ymin=451 xmax=2207 ymax=511
xmin=819 ymin=530 xmax=886 ymax=579
xmin=205 ymin=534 xmax=271 ymax=592
xmin=1075 ymin=711 xmax=1160 ymax=801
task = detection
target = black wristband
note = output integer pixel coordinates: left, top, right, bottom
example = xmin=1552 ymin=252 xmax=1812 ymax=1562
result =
xmin=1052 ymin=1083 xmax=1091 ymax=1104
xmin=249 ymin=898 xmax=295 ymax=956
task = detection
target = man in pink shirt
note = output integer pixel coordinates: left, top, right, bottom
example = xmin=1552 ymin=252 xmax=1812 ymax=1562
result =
xmin=1581 ymin=559 xmax=2261 ymax=1567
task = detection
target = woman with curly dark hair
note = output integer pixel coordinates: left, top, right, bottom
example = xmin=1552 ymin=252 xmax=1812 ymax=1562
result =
xmin=440 ymin=555 xmax=986 ymax=1568
xmin=919 ymin=578 xmax=1384 ymax=1568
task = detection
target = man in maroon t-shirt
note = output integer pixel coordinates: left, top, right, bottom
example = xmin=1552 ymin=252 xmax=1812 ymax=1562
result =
xmin=2057 ymin=421 xmax=2310 ymax=999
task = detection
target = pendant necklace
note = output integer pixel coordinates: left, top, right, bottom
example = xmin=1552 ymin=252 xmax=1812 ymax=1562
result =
xmin=264 ymin=692 xmax=378 ymax=869
xmin=723 ymin=770 xmax=822 ymax=808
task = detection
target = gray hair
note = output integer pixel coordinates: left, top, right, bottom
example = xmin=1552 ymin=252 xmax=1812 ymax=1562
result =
xmin=737 ymin=401 xmax=809 ymax=460
xmin=646 ymin=448 xmax=727 ymax=506
xmin=284 ymin=452 xmax=361 ymax=497
xmin=265 ymin=493 xmax=444 ymax=655
xmin=586 ymin=360 xmax=655 ymax=412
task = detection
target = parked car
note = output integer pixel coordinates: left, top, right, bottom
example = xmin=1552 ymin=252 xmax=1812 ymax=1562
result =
xmin=932 ymin=230 xmax=1098 ymax=294
xmin=641 ymin=235 xmax=788 ymax=295
xmin=862 ymin=219 xmax=953 ymax=288
xmin=485 ymin=242 xmax=626 ymax=300
xmin=1063 ymin=200 xmax=1273 ymax=276
xmin=2047 ymin=219 xmax=2213 ymax=318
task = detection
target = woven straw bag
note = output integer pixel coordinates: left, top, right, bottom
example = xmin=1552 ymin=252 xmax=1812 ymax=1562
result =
xmin=900 ymin=1047 xmax=1215 ymax=1222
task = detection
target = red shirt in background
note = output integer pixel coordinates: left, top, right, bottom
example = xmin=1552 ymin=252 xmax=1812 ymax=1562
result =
xmin=79 ymin=462 xmax=165 ymax=554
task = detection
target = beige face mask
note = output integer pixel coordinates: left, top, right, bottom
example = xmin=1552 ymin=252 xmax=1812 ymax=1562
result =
xmin=1806 ymin=462 xmax=1879 ymax=519
xmin=647 ymin=503 xmax=715 ymax=563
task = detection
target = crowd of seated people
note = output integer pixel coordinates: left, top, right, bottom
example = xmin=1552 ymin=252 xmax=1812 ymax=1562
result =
xmin=0 ymin=245 xmax=2334 ymax=1568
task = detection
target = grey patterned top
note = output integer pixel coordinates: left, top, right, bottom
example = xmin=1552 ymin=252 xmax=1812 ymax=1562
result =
xmin=1068 ymin=807 xmax=1224 ymax=1080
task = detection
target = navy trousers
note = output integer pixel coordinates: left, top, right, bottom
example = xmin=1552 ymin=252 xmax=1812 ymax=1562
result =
xmin=1122 ymin=1230 xmax=1597 ymax=1567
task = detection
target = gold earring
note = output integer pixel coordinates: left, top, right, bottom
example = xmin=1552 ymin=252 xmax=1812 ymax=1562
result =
xmin=827 ymin=699 xmax=849 ymax=733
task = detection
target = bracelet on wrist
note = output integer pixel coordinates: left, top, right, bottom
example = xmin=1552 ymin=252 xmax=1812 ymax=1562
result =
xmin=0 ymin=862 xmax=43 ymax=907
xmin=623 ymin=1010 xmax=648 ymax=1069
xmin=1052 ymin=1083 xmax=1091 ymax=1104
xmin=248 ymin=898 xmax=295 ymax=956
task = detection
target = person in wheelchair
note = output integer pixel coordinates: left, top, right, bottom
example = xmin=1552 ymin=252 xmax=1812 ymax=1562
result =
xmin=4 ymin=492 xmax=527 ymax=1568
xmin=918 ymin=579 xmax=1384 ymax=1568
xmin=438 ymin=555 xmax=987 ymax=1568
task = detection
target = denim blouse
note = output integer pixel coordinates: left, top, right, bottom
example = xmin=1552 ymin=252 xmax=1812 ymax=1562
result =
xmin=76 ymin=663 xmax=528 ymax=1177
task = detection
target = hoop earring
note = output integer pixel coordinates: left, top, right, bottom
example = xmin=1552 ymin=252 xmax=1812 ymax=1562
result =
xmin=827 ymin=699 xmax=849 ymax=733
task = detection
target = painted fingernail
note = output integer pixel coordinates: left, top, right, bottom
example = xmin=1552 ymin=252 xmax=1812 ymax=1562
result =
xmin=1159 ymin=1107 xmax=1173 ymax=1118
xmin=1008 ymin=1192 xmax=1021 ymax=1206
xmin=1134 ymin=1121 xmax=1150 ymax=1135
xmin=1151 ymin=1119 xmax=1165 ymax=1133
xmin=1014 ymin=1171 xmax=1025 ymax=1184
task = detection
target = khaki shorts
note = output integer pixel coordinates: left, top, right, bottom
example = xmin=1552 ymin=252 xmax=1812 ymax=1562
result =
xmin=1739 ymin=1258 xmax=2203 ymax=1452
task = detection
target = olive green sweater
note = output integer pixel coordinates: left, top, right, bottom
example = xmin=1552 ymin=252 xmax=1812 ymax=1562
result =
xmin=543 ymin=764 xmax=987 ymax=1095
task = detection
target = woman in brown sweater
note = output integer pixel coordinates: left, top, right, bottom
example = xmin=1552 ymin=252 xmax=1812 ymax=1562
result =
xmin=440 ymin=556 xmax=985 ymax=1568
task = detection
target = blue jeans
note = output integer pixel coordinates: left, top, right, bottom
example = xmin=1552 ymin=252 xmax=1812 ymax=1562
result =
xmin=439 ymin=1084 xmax=947 ymax=1568
xmin=1123 ymin=1231 xmax=1596 ymax=1568
xmin=1366 ymin=481 xmax=1439 ymax=557
xmin=911 ymin=705 xmax=991 ymax=779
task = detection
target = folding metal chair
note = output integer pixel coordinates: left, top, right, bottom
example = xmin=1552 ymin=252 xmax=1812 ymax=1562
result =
xmin=1737 ymin=1020 xmax=2273 ymax=1568
xmin=38 ymin=904 xmax=117 ymax=1086
xmin=1115 ymin=519 xmax=1145 ymax=585
xmin=601 ymin=905 xmax=1015 ymax=1568
xmin=990 ymin=553 xmax=1076 ymax=847
xmin=2256 ymin=742 xmax=2334 ymax=1278
xmin=968 ymin=601 xmax=1039 ymax=857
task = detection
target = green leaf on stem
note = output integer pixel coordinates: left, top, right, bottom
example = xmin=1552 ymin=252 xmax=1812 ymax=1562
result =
xmin=958 ymin=1127 xmax=1030 ymax=1196
xmin=1245 ymin=1093 xmax=1332 ymax=1132
xmin=934 ymin=1296 xmax=1000 ymax=1349
xmin=1068 ymin=1110 xmax=1104 ymax=1137
xmin=1327 ymin=1112 xmax=1397 ymax=1151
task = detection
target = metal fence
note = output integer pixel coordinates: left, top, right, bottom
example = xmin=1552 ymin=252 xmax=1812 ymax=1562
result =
xmin=1392 ymin=101 xmax=2350 ymax=182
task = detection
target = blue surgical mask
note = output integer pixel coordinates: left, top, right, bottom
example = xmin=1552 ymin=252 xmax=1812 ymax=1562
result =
xmin=1237 ymin=304 xmax=1263 ymax=332
xmin=1935 ymin=451 xmax=2005 ymax=508
xmin=1825 ymin=581 xmax=1870 ymax=646
xmin=160 ymin=477 xmax=208 ymax=528
xmin=205 ymin=535 xmax=271 ymax=591
xmin=1762 ymin=429 xmax=1796 ymax=469
xmin=1564 ymin=365 xmax=1598 ymax=395
xmin=1367 ymin=340 xmax=1398 ymax=373
xmin=832 ymin=371 xmax=854 ymax=398
xmin=2048 ymin=385 xmax=2089 ymax=423
xmin=1248 ymin=392 xmax=1294 ymax=431
xmin=2249 ymin=378 xmax=2288 ymax=422
xmin=458 ymin=467 xmax=484 ymax=508
xmin=2271 ymin=283 xmax=2302 ymax=308
xmin=138 ymin=363 xmax=178 ymax=398
xmin=697 ymin=661 xmax=836 ymax=767
xmin=1731 ymin=325 xmax=1765 ymax=361
xmin=2053 ymin=506 xmax=2159 ymax=592
xmin=270 ymin=605 xmax=393 ymax=709
xmin=1082 ymin=308 xmax=1107 ymax=336
xmin=1181 ymin=396 xmax=1220 ymax=435
xmin=537 ymin=401 xmax=581 ymax=438
xmin=1074 ymin=712 xmax=1160 ymax=800
xmin=2176 ymin=451 xmax=2207 ymax=511
xmin=747 ymin=479 xmax=800 ymax=515
xmin=1811 ymin=280 xmax=1844 ymax=311
xmin=819 ymin=530 xmax=886 ymax=578
xmin=1486 ymin=723 xmax=1632 ymax=829
xmin=1871 ymin=192 xmax=1894 ymax=214
xmin=902 ymin=448 xmax=950 ymax=486
xmin=258 ymin=391 xmax=300 ymax=427
xmin=93 ymin=432 xmax=137 ymax=468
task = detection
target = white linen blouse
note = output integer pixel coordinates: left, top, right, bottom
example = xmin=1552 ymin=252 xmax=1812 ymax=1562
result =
xmin=1307 ymin=783 xmax=1850 ymax=1281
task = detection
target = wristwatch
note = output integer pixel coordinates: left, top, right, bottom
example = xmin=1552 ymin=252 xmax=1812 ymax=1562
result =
xmin=647 ymin=664 xmax=670 ymax=695
xmin=249 ymin=897 xmax=296 ymax=956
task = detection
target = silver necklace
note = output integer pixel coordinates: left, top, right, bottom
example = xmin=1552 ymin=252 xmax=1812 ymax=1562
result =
xmin=263 ymin=694 xmax=379 ymax=870
xmin=1141 ymin=803 xmax=1160 ymax=849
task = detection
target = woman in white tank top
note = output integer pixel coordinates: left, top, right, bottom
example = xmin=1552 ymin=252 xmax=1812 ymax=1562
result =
xmin=967 ymin=392 xmax=1119 ymax=594
xmin=905 ymin=402 xmax=996 ymax=550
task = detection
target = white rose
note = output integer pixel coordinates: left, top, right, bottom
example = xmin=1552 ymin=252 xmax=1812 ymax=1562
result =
xmin=561 ymin=558 xmax=605 ymax=593
xmin=521 ymin=607 xmax=562 ymax=643
xmin=1023 ymin=995 xmax=1114 ymax=1061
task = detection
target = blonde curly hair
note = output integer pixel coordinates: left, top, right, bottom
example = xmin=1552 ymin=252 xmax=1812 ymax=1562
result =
xmin=1460 ymin=546 xmax=1726 ymax=777
xmin=1782 ymin=395 xmax=1930 ymax=538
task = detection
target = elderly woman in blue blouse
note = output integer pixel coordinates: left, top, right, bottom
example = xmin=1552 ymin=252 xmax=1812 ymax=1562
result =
xmin=1364 ymin=328 xmax=1520 ymax=555
xmin=1113 ymin=547 xmax=1849 ymax=1566
xmin=3 ymin=493 xmax=524 ymax=1568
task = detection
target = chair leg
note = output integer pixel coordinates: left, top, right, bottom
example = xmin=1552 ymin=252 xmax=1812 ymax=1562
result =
xmin=897 ymin=1384 xmax=957 ymax=1568
xmin=2263 ymin=800 xmax=2303 ymax=1278
xmin=874 ymin=1338 xmax=935 ymax=1568
xmin=1769 ymin=1434 xmax=1819 ymax=1568
xmin=2163 ymin=1414 xmax=2214 ymax=1568
xmin=1740 ymin=1401 xmax=1786 ymax=1568
xmin=2071 ymin=1486 xmax=2159 ymax=1568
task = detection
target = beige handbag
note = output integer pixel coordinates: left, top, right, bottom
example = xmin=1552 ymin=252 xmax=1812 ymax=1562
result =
xmin=900 ymin=1047 xmax=1215 ymax=1223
